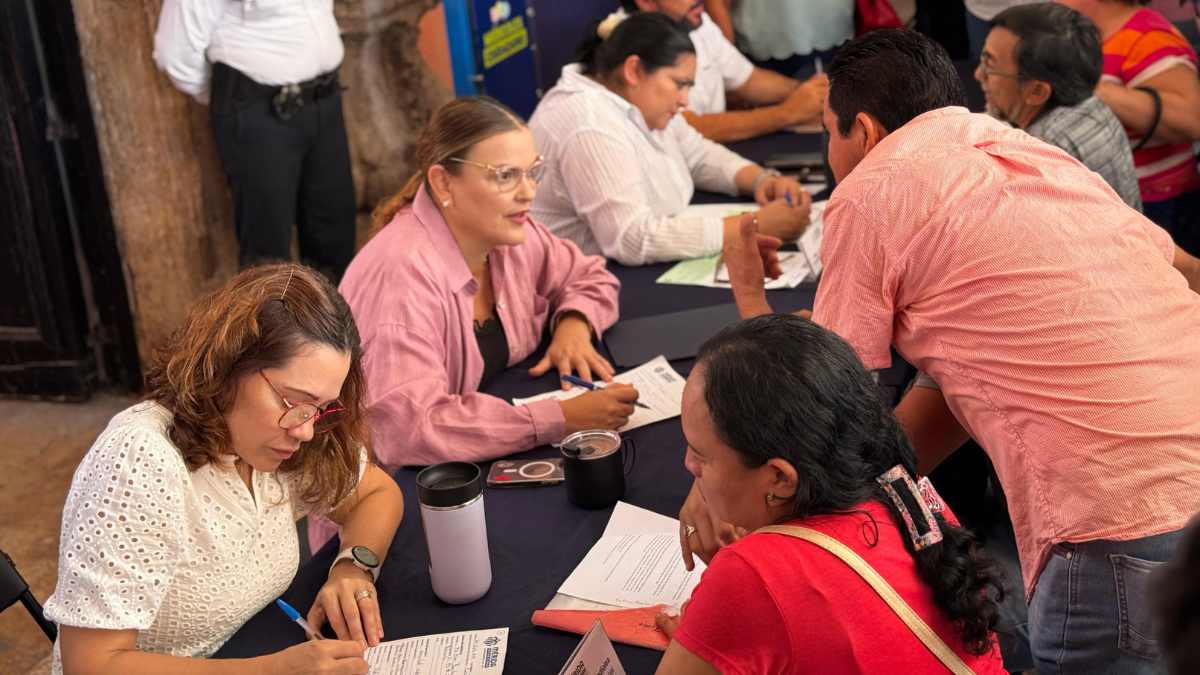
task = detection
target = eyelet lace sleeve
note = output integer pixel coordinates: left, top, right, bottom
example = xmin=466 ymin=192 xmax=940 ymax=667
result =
xmin=43 ymin=422 xmax=188 ymax=631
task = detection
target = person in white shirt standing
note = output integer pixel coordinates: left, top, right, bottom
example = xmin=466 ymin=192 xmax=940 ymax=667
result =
xmin=153 ymin=0 xmax=357 ymax=282
xmin=529 ymin=11 xmax=810 ymax=266
xmin=618 ymin=0 xmax=829 ymax=143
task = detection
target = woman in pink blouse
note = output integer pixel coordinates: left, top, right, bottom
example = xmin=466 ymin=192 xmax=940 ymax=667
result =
xmin=312 ymin=97 xmax=637 ymax=548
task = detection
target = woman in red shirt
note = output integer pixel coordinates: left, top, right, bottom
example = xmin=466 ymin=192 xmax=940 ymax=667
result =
xmin=654 ymin=314 xmax=1007 ymax=674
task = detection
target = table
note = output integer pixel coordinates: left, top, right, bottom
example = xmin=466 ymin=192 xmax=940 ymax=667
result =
xmin=216 ymin=86 xmax=940 ymax=671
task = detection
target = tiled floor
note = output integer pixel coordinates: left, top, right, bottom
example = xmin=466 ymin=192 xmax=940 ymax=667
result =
xmin=0 ymin=394 xmax=137 ymax=675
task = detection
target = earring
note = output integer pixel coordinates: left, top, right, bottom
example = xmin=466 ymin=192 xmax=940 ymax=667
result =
xmin=765 ymin=492 xmax=776 ymax=503
xmin=441 ymin=199 xmax=451 ymax=207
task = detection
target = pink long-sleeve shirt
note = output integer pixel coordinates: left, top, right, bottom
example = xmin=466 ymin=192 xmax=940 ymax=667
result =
xmin=812 ymin=107 xmax=1200 ymax=599
xmin=340 ymin=185 xmax=621 ymax=472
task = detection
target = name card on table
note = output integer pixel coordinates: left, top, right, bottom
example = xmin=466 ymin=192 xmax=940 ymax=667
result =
xmin=558 ymin=619 xmax=626 ymax=675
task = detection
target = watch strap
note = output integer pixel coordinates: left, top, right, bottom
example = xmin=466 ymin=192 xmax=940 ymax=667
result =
xmin=331 ymin=547 xmax=380 ymax=583
xmin=753 ymin=167 xmax=782 ymax=193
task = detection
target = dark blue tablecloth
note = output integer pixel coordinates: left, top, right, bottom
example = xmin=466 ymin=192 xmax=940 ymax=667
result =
xmin=213 ymin=266 xmax=817 ymax=672
xmin=215 ymin=107 xmax=921 ymax=672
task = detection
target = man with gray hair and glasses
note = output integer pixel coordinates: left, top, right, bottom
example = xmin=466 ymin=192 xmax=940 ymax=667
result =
xmin=975 ymin=2 xmax=1143 ymax=211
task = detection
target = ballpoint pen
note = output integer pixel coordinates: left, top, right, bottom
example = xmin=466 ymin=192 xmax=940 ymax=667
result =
xmin=815 ymin=56 xmax=824 ymax=75
xmin=561 ymin=374 xmax=651 ymax=410
xmin=785 ymin=193 xmax=794 ymax=207
xmin=276 ymin=599 xmax=324 ymax=640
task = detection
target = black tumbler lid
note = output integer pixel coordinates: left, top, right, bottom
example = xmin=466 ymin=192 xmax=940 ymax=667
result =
xmin=416 ymin=461 xmax=483 ymax=508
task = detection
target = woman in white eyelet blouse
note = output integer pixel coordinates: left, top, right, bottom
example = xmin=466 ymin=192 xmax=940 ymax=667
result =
xmin=42 ymin=265 xmax=404 ymax=675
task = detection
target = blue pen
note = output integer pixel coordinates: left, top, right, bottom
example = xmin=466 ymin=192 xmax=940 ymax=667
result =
xmin=785 ymin=193 xmax=794 ymax=207
xmin=814 ymin=56 xmax=824 ymax=75
xmin=276 ymin=599 xmax=324 ymax=640
xmin=562 ymin=374 xmax=651 ymax=410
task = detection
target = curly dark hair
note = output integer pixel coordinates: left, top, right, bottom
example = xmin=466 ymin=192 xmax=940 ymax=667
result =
xmin=695 ymin=313 xmax=1004 ymax=656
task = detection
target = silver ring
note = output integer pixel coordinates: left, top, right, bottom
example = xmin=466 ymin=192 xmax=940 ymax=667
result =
xmin=354 ymin=589 xmax=373 ymax=603
xmin=684 ymin=525 xmax=696 ymax=538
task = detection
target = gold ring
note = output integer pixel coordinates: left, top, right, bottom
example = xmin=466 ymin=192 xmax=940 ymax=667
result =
xmin=684 ymin=525 xmax=697 ymax=538
xmin=354 ymin=589 xmax=373 ymax=603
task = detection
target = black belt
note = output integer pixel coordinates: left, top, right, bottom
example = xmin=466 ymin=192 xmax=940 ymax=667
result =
xmin=210 ymin=62 xmax=342 ymax=119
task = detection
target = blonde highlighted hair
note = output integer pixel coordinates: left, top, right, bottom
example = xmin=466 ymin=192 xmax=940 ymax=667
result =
xmin=143 ymin=264 xmax=372 ymax=511
xmin=371 ymin=96 xmax=526 ymax=235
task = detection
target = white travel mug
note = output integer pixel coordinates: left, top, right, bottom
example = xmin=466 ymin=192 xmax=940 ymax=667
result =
xmin=416 ymin=462 xmax=492 ymax=604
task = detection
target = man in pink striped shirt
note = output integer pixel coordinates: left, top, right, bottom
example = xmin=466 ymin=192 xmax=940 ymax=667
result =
xmin=720 ymin=29 xmax=1200 ymax=674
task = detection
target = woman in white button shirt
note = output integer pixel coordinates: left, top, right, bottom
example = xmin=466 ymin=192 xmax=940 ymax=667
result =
xmin=529 ymin=12 xmax=813 ymax=266
xmin=43 ymin=264 xmax=403 ymax=675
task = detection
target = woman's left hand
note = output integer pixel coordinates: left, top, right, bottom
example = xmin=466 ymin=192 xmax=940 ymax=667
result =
xmin=308 ymin=563 xmax=382 ymax=649
xmin=754 ymin=175 xmax=808 ymax=208
xmin=529 ymin=312 xmax=615 ymax=390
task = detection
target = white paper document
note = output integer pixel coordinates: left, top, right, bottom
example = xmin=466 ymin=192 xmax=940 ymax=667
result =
xmin=656 ymin=201 xmax=825 ymax=289
xmin=558 ymin=620 xmax=627 ymax=675
xmin=512 ymin=356 xmax=684 ymax=433
xmin=363 ymin=628 xmax=508 ymax=675
xmin=796 ymin=200 xmax=824 ymax=277
xmin=715 ymin=250 xmax=811 ymax=289
xmin=555 ymin=503 xmax=706 ymax=609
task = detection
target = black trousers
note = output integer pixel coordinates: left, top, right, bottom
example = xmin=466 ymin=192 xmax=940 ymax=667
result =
xmin=210 ymin=89 xmax=356 ymax=281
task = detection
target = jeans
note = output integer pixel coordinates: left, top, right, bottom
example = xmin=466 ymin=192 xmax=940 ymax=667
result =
xmin=1028 ymin=530 xmax=1183 ymax=675
xmin=983 ymin=516 xmax=1034 ymax=673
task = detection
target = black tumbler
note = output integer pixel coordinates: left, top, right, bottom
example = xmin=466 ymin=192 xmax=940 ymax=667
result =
xmin=560 ymin=429 xmax=636 ymax=509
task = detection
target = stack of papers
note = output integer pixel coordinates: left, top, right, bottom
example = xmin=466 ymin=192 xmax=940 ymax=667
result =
xmin=512 ymin=356 xmax=685 ymax=433
xmin=364 ymin=628 xmax=508 ymax=675
xmin=548 ymin=502 xmax=706 ymax=612
xmin=657 ymin=201 xmax=826 ymax=289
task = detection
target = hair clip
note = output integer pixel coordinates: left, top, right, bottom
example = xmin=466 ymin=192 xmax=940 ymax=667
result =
xmin=877 ymin=465 xmax=943 ymax=550
xmin=916 ymin=476 xmax=945 ymax=514
xmin=281 ymin=264 xmax=296 ymax=301
xmin=597 ymin=12 xmax=625 ymax=40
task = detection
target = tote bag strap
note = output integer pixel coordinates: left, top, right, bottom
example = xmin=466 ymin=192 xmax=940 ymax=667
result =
xmin=757 ymin=524 xmax=975 ymax=675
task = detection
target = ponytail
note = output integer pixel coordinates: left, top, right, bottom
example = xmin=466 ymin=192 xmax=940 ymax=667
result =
xmin=370 ymin=172 xmax=425 ymax=236
xmin=573 ymin=12 xmax=694 ymax=77
xmin=370 ymin=96 xmax=525 ymax=238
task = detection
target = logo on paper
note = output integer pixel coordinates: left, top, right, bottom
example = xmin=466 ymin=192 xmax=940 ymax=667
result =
xmin=484 ymin=636 xmax=501 ymax=646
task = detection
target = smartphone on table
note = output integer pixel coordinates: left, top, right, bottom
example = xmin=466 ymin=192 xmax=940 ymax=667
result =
xmin=486 ymin=458 xmax=565 ymax=488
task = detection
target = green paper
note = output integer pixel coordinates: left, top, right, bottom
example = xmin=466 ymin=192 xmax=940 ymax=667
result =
xmin=656 ymin=254 xmax=722 ymax=286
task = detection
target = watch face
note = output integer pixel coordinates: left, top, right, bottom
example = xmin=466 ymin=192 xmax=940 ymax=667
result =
xmin=352 ymin=546 xmax=379 ymax=568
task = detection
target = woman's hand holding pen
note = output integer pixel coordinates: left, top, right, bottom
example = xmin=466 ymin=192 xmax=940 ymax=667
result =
xmin=264 ymin=640 xmax=369 ymax=675
xmin=754 ymin=197 xmax=810 ymax=242
xmin=754 ymin=174 xmax=806 ymax=208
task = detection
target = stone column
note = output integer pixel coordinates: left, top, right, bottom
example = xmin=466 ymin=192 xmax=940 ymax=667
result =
xmin=337 ymin=0 xmax=454 ymax=243
xmin=69 ymin=0 xmax=452 ymax=368
xmin=69 ymin=0 xmax=238 ymax=369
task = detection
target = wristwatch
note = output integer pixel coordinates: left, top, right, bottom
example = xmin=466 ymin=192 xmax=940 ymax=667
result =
xmin=752 ymin=167 xmax=783 ymax=193
xmin=330 ymin=545 xmax=380 ymax=582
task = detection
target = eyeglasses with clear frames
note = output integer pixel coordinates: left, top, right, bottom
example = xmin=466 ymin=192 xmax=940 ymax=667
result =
xmin=258 ymin=370 xmax=348 ymax=433
xmin=448 ymin=155 xmax=547 ymax=192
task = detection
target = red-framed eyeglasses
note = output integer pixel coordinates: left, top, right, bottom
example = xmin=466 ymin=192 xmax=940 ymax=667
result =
xmin=258 ymin=370 xmax=348 ymax=433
